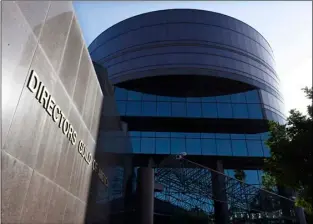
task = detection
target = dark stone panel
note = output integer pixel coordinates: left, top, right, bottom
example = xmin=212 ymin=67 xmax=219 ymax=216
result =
xmin=45 ymin=184 xmax=68 ymax=224
xmin=1 ymin=151 xmax=33 ymax=224
xmin=82 ymin=71 xmax=98 ymax=130
xmin=38 ymin=1 xmax=73 ymax=73
xmin=3 ymin=46 xmax=56 ymax=169
xmin=54 ymin=105 xmax=80 ymax=191
xmin=73 ymin=47 xmax=91 ymax=114
xmin=35 ymin=78 xmax=72 ymax=181
xmin=1 ymin=1 xmax=38 ymax=148
xmin=20 ymin=171 xmax=54 ymax=224
xmin=16 ymin=1 xmax=50 ymax=38
xmin=58 ymin=16 xmax=84 ymax=97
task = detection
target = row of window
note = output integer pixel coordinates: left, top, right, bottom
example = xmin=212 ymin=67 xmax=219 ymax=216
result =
xmin=130 ymin=137 xmax=270 ymax=157
xmin=129 ymin=131 xmax=270 ymax=140
xmin=116 ymin=101 xmax=264 ymax=119
xmin=115 ymin=88 xmax=261 ymax=103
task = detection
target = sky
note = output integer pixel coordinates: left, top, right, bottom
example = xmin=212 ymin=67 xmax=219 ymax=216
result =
xmin=74 ymin=1 xmax=312 ymax=115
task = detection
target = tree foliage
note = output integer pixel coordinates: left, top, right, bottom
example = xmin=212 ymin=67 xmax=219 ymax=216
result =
xmin=263 ymin=86 xmax=312 ymax=214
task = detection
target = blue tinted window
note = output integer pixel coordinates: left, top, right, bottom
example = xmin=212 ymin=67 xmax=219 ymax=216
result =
xmin=261 ymin=132 xmax=270 ymax=140
xmin=201 ymin=133 xmax=215 ymax=139
xmin=142 ymin=102 xmax=156 ymax=116
xmin=171 ymin=132 xmax=185 ymax=138
xmin=117 ymin=101 xmax=126 ymax=115
xmin=131 ymin=138 xmax=141 ymax=153
xmin=202 ymin=103 xmax=218 ymax=118
xmin=265 ymin=110 xmax=274 ymax=121
xmin=245 ymin=134 xmax=261 ymax=140
xmin=129 ymin=131 xmax=141 ymax=137
xmin=141 ymin=138 xmax=155 ymax=154
xmin=187 ymin=103 xmax=202 ymax=117
xmin=171 ymin=139 xmax=186 ymax=154
xmin=157 ymin=102 xmax=171 ymax=116
xmin=231 ymin=92 xmax=246 ymax=103
xmin=157 ymin=95 xmax=171 ymax=102
xmin=245 ymin=170 xmax=260 ymax=185
xmin=233 ymin=104 xmax=249 ymax=118
xmin=115 ymin=88 xmax=127 ymax=100
xmin=262 ymin=142 xmax=271 ymax=157
xmin=185 ymin=133 xmax=201 ymax=138
xmin=171 ymin=102 xmax=186 ymax=117
xmin=202 ymin=96 xmax=216 ymax=102
xmin=217 ymin=103 xmax=233 ymax=118
xmin=248 ymin=104 xmax=263 ymax=119
xmin=171 ymin=97 xmax=185 ymax=102
xmin=216 ymin=139 xmax=232 ymax=156
xmin=231 ymin=134 xmax=245 ymax=139
xmin=246 ymin=90 xmax=260 ymax=103
xmin=156 ymin=138 xmax=170 ymax=154
xmin=128 ymin=90 xmax=142 ymax=101
xmin=232 ymin=140 xmax=248 ymax=156
xmin=126 ymin=102 xmax=141 ymax=115
xmin=247 ymin=140 xmax=263 ymax=157
xmin=216 ymin=95 xmax=231 ymax=102
xmin=186 ymin=139 xmax=201 ymax=155
xmin=187 ymin=97 xmax=201 ymax=102
xmin=156 ymin=132 xmax=170 ymax=138
xmin=142 ymin=93 xmax=156 ymax=101
xmin=141 ymin=132 xmax=155 ymax=137
xmin=201 ymin=139 xmax=217 ymax=155
xmin=215 ymin=134 xmax=230 ymax=139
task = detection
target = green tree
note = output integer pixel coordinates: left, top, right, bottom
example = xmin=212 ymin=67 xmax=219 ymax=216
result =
xmin=263 ymin=86 xmax=312 ymax=215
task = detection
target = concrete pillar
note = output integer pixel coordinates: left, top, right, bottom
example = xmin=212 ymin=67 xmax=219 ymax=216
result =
xmin=211 ymin=160 xmax=229 ymax=224
xmin=136 ymin=167 xmax=154 ymax=224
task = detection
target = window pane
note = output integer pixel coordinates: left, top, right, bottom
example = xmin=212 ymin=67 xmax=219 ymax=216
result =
xmin=142 ymin=102 xmax=156 ymax=116
xmin=216 ymin=95 xmax=231 ymax=102
xmin=157 ymin=102 xmax=171 ymax=116
xmin=260 ymin=132 xmax=270 ymax=140
xmin=156 ymin=132 xmax=170 ymax=138
xmin=187 ymin=103 xmax=202 ymax=117
xmin=126 ymin=102 xmax=141 ymax=115
xmin=202 ymin=96 xmax=216 ymax=102
xmin=201 ymin=133 xmax=215 ymax=139
xmin=248 ymin=104 xmax=263 ymax=119
xmin=128 ymin=90 xmax=142 ymax=101
xmin=131 ymin=138 xmax=141 ymax=153
xmin=141 ymin=132 xmax=155 ymax=137
xmin=202 ymin=103 xmax=218 ymax=118
xmin=246 ymin=90 xmax=260 ymax=103
xmin=247 ymin=140 xmax=263 ymax=157
xmin=262 ymin=142 xmax=271 ymax=157
xmin=201 ymin=139 xmax=217 ymax=155
xmin=115 ymin=87 xmax=127 ymax=100
xmin=231 ymin=134 xmax=245 ymax=140
xmin=171 ymin=102 xmax=186 ymax=117
xmin=185 ymin=133 xmax=200 ymax=138
xmin=186 ymin=139 xmax=201 ymax=155
xmin=116 ymin=101 xmax=126 ymax=115
xmin=245 ymin=170 xmax=259 ymax=185
xmin=156 ymin=138 xmax=170 ymax=154
xmin=245 ymin=134 xmax=261 ymax=140
xmin=142 ymin=93 xmax=156 ymax=101
xmin=232 ymin=140 xmax=248 ymax=156
xmin=170 ymin=139 xmax=185 ymax=154
xmin=231 ymin=92 xmax=246 ymax=103
xmin=171 ymin=132 xmax=185 ymax=138
xmin=187 ymin=97 xmax=201 ymax=102
xmin=233 ymin=104 xmax=249 ymax=118
xmin=217 ymin=103 xmax=233 ymax=118
xmin=216 ymin=134 xmax=230 ymax=139
xmin=141 ymin=138 xmax=155 ymax=154
xmin=129 ymin=131 xmax=141 ymax=137
xmin=171 ymin=97 xmax=185 ymax=102
xmin=157 ymin=95 xmax=171 ymax=102
xmin=216 ymin=139 xmax=232 ymax=156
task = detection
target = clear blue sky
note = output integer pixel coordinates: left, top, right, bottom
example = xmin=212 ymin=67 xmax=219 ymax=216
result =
xmin=74 ymin=1 xmax=312 ymax=115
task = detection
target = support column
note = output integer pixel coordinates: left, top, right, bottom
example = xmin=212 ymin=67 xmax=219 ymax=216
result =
xmin=136 ymin=167 xmax=154 ymax=224
xmin=211 ymin=160 xmax=229 ymax=224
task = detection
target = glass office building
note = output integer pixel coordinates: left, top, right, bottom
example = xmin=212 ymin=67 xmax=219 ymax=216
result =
xmin=89 ymin=9 xmax=294 ymax=223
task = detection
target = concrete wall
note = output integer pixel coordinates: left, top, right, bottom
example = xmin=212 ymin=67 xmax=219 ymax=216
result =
xmin=1 ymin=1 xmax=121 ymax=223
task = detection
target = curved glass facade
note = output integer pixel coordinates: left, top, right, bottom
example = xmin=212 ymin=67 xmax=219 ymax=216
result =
xmin=114 ymin=87 xmax=281 ymax=157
